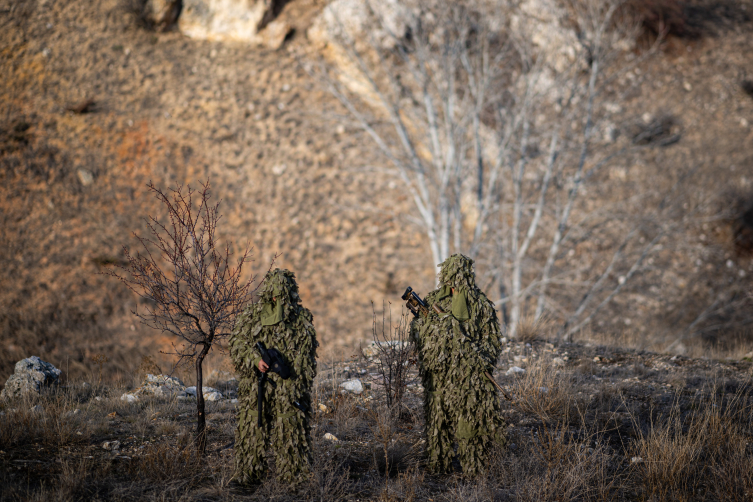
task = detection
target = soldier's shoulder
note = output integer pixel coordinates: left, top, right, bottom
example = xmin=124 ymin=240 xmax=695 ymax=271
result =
xmin=294 ymin=306 xmax=316 ymax=329
xmin=424 ymin=288 xmax=442 ymax=303
xmin=234 ymin=303 xmax=263 ymax=330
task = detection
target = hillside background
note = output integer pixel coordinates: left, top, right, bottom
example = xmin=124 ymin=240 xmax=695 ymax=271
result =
xmin=1 ymin=0 xmax=752 ymax=385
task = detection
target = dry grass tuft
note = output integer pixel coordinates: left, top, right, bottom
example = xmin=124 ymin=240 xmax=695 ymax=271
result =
xmin=631 ymin=381 xmax=753 ymax=500
xmin=514 ymin=315 xmax=554 ymax=343
xmin=127 ymin=437 xmax=200 ymax=483
xmin=507 ymin=357 xmax=575 ymax=422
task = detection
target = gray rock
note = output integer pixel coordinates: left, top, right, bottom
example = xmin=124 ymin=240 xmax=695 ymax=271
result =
xmin=1 ymin=356 xmax=61 ymax=400
xmin=552 ymin=357 xmax=566 ymax=367
xmin=120 ymin=393 xmax=139 ymax=403
xmin=506 ymin=366 xmax=526 ymax=376
xmin=340 ymin=379 xmax=363 ymax=394
xmin=76 ymin=168 xmax=94 ymax=186
xmin=125 ymin=374 xmax=185 ymax=401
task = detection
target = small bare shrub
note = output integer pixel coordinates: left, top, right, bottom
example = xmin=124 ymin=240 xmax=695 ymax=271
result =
xmin=371 ymin=303 xmax=414 ymax=411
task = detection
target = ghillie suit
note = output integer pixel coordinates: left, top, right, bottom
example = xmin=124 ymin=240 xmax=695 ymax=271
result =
xmin=409 ymin=254 xmax=506 ymax=475
xmin=230 ymin=269 xmax=318 ymax=484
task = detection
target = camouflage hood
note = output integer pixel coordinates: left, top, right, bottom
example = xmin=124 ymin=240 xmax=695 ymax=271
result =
xmin=258 ymin=269 xmax=301 ymax=326
xmin=438 ymin=254 xmax=476 ymax=293
xmin=436 ymin=254 xmax=476 ymax=321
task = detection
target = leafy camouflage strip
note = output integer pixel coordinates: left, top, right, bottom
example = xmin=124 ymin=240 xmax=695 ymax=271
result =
xmin=410 ymin=254 xmax=506 ymax=475
xmin=229 ymin=269 xmax=318 ymax=484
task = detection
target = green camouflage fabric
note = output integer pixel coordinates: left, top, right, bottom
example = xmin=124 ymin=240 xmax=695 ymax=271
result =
xmin=229 ymin=269 xmax=318 ymax=484
xmin=409 ymin=254 xmax=506 ymax=475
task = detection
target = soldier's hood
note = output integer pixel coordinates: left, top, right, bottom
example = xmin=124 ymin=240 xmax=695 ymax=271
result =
xmin=438 ymin=254 xmax=476 ymax=293
xmin=259 ymin=268 xmax=301 ymax=325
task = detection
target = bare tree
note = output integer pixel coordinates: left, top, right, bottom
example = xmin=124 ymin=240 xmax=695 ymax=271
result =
xmin=312 ymin=0 xmax=652 ymax=333
xmin=107 ymin=180 xmax=260 ymax=454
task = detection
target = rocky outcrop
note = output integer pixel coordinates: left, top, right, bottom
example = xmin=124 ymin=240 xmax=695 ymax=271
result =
xmin=178 ymin=0 xmax=291 ymax=48
xmin=1 ymin=356 xmax=61 ymax=400
xmin=307 ymin=0 xmax=411 ymax=51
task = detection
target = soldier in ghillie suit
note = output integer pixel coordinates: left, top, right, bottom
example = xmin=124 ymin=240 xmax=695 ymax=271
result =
xmin=409 ymin=254 xmax=506 ymax=475
xmin=229 ymin=269 xmax=318 ymax=484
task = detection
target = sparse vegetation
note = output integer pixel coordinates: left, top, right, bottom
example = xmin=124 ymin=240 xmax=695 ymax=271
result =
xmin=1 ymin=338 xmax=751 ymax=501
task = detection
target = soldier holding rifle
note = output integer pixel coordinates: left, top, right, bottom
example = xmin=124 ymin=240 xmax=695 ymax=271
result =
xmin=406 ymin=254 xmax=506 ymax=475
xmin=230 ymin=269 xmax=318 ymax=484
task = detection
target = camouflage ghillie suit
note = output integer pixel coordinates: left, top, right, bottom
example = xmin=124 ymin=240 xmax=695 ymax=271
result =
xmin=229 ymin=269 xmax=318 ymax=484
xmin=410 ymin=254 xmax=506 ymax=475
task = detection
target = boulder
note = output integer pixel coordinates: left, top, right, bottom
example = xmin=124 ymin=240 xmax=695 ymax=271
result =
xmin=340 ymin=378 xmax=363 ymax=394
xmin=179 ymin=0 xmax=289 ymax=45
xmin=1 ymin=356 xmax=61 ymax=400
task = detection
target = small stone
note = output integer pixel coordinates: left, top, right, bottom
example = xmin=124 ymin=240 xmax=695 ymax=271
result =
xmin=318 ymin=403 xmax=328 ymax=413
xmin=230 ymin=398 xmax=238 ymax=404
xmin=683 ymin=81 xmax=692 ymax=92
xmin=631 ymin=456 xmax=643 ymax=464
xmin=120 ymin=393 xmax=138 ymax=403
xmin=102 ymin=440 xmax=120 ymax=451
xmin=506 ymin=366 xmax=525 ymax=376
xmin=339 ymin=379 xmax=363 ymax=394
xmin=323 ymin=432 xmax=339 ymax=442
xmin=552 ymin=357 xmax=566 ymax=367
xmin=77 ymin=169 xmax=94 ymax=186
xmin=593 ymin=356 xmax=601 ymax=363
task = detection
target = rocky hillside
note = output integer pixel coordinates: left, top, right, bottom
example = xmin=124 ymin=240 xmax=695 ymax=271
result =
xmin=1 ymin=0 xmax=753 ymax=384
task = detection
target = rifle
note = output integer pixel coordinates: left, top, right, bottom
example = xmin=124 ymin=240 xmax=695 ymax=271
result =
xmin=402 ymin=286 xmax=444 ymax=317
xmin=401 ymin=288 xmax=513 ymax=401
xmin=255 ymin=341 xmax=291 ymax=428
